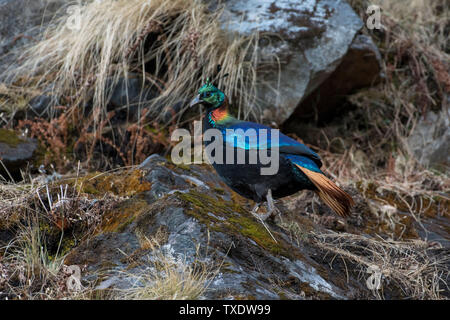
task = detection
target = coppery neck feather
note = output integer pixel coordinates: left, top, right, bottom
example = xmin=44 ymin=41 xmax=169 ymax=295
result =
xmin=207 ymin=98 xmax=233 ymax=127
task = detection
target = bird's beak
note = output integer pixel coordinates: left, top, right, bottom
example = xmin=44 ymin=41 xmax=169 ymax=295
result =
xmin=189 ymin=94 xmax=203 ymax=108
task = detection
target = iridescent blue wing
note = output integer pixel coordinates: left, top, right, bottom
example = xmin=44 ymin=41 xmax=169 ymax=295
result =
xmin=284 ymin=154 xmax=322 ymax=173
xmin=221 ymin=121 xmax=322 ymax=168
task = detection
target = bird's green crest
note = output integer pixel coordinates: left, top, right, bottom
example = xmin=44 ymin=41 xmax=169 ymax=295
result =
xmin=197 ymin=78 xmax=225 ymax=108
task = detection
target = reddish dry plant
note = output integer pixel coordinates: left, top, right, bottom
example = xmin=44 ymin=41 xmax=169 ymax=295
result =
xmin=124 ymin=108 xmax=175 ymax=166
xmin=16 ymin=103 xmax=175 ymax=170
xmin=17 ymin=106 xmax=73 ymax=168
xmin=430 ymin=57 xmax=450 ymax=94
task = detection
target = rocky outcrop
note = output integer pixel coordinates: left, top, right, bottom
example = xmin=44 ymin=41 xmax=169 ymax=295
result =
xmin=1 ymin=153 xmax=447 ymax=299
xmin=59 ymin=154 xmax=449 ymax=299
xmin=65 ymin=155 xmax=366 ymax=299
xmin=213 ymin=0 xmax=381 ymax=124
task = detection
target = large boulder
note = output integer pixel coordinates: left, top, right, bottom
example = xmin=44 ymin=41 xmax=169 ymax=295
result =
xmin=1 ymin=0 xmax=381 ymax=125
xmin=214 ymin=0 xmax=381 ymax=124
xmin=60 ymin=154 xmax=449 ymax=299
xmin=65 ymin=155 xmax=365 ymax=299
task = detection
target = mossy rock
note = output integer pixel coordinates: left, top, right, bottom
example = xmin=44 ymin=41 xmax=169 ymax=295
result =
xmin=0 ymin=129 xmax=38 ymax=180
xmin=0 ymin=128 xmax=25 ymax=147
xmin=178 ymin=189 xmax=295 ymax=258
xmin=76 ymin=169 xmax=151 ymax=197
xmin=99 ymin=197 xmax=149 ymax=233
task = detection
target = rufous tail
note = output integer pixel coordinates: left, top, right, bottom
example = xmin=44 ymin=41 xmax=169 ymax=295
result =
xmin=295 ymin=165 xmax=354 ymax=217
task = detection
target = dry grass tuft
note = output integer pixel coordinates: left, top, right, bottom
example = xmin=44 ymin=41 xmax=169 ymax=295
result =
xmin=0 ymin=170 xmax=122 ymax=299
xmin=117 ymin=236 xmax=220 ymax=300
xmin=1 ymin=220 xmax=66 ymax=299
xmin=6 ymin=0 xmax=261 ymax=125
xmin=313 ymin=232 xmax=449 ymax=299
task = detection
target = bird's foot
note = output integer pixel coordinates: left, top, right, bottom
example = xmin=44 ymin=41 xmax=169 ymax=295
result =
xmin=254 ymin=210 xmax=273 ymax=222
xmin=250 ymin=191 xmax=283 ymax=222
xmin=255 ymin=206 xmax=282 ymax=222
xmin=251 ymin=202 xmax=269 ymax=221
xmin=265 ymin=189 xmax=283 ymax=222
xmin=251 ymin=207 xmax=283 ymax=226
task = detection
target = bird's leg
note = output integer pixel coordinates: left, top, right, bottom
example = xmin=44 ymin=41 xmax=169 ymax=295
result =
xmin=256 ymin=189 xmax=280 ymax=221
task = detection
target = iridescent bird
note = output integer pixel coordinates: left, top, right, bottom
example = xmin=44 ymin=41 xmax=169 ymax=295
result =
xmin=189 ymin=78 xmax=354 ymax=220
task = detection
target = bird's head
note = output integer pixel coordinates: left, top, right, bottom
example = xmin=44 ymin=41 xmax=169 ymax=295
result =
xmin=189 ymin=78 xmax=225 ymax=110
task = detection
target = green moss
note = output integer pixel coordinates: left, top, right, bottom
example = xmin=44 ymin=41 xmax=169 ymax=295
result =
xmin=38 ymin=220 xmax=80 ymax=258
xmin=0 ymin=128 xmax=24 ymax=147
xmin=178 ymin=190 xmax=291 ymax=257
xmin=233 ymin=295 xmax=257 ymax=300
xmin=174 ymin=162 xmax=192 ymax=171
xmin=116 ymin=215 xmax=137 ymax=233
xmin=213 ymin=187 xmax=225 ymax=195
xmin=228 ymin=215 xmax=286 ymax=256
xmin=276 ymin=290 xmax=289 ymax=300
xmin=76 ymin=170 xmax=151 ymax=197
xmin=177 ymin=190 xmax=244 ymax=230
xmin=58 ymin=237 xmax=77 ymax=256
xmin=39 ymin=220 xmax=59 ymax=237
xmin=100 ymin=198 xmax=148 ymax=233
xmin=82 ymin=183 xmax=100 ymax=195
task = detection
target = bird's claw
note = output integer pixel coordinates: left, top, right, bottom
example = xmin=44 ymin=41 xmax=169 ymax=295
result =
xmin=251 ymin=190 xmax=283 ymax=222
xmin=251 ymin=207 xmax=281 ymax=222
xmin=252 ymin=211 xmax=272 ymax=222
xmin=251 ymin=202 xmax=271 ymax=221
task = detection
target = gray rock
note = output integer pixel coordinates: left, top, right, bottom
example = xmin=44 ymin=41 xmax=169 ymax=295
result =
xmin=107 ymin=75 xmax=156 ymax=110
xmin=61 ymin=154 xmax=449 ymax=299
xmin=27 ymin=95 xmax=54 ymax=118
xmin=0 ymin=128 xmax=38 ymax=180
xmin=407 ymin=103 xmax=449 ymax=172
xmin=215 ymin=0 xmax=368 ymax=123
xmin=65 ymin=154 xmax=365 ymax=299
xmin=0 ymin=0 xmax=65 ymax=78
xmin=284 ymin=34 xmax=382 ymax=126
